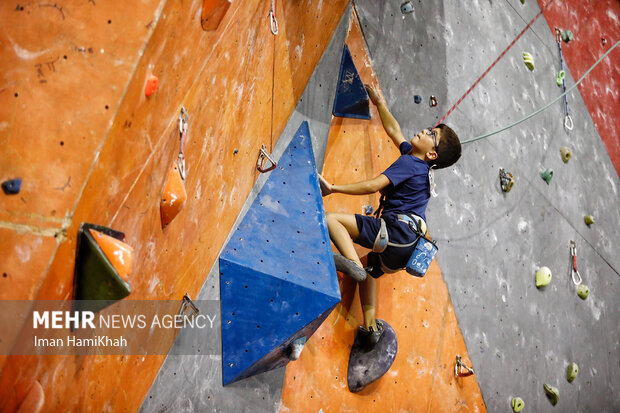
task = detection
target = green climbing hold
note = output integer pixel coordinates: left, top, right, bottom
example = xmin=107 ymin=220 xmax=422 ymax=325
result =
xmin=556 ymin=70 xmax=565 ymax=87
xmin=543 ymin=383 xmax=560 ymax=406
xmin=540 ymin=169 xmax=553 ymax=184
xmin=520 ymin=0 xmax=525 ymax=4
xmin=584 ymin=215 xmax=595 ymax=225
xmin=536 ymin=266 xmax=552 ymax=288
xmin=511 ymin=397 xmax=525 ymax=412
xmin=577 ymin=284 xmax=589 ymax=299
xmin=567 ymin=362 xmax=579 ymax=383
xmin=561 ymin=30 xmax=574 ymax=43
xmin=523 ymin=52 xmax=535 ymax=71
xmin=560 ymin=146 xmax=572 ymax=163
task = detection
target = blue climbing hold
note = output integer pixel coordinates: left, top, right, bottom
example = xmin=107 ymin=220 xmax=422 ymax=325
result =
xmin=2 ymin=178 xmax=22 ymax=195
xmin=219 ymin=121 xmax=341 ymax=385
xmin=333 ymin=44 xmax=371 ymax=119
xmin=414 ymin=95 xmax=422 ymax=104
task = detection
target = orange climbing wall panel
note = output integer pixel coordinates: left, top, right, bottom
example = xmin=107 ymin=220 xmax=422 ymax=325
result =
xmin=0 ymin=0 xmax=348 ymax=411
xmin=280 ymin=11 xmax=487 ymax=413
xmin=538 ymin=0 xmax=620 ymax=175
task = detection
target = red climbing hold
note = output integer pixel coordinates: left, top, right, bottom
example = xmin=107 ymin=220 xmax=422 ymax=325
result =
xmin=145 ymin=74 xmax=159 ymax=97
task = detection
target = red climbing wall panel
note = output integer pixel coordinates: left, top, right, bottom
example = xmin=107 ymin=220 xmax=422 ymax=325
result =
xmin=538 ymin=0 xmax=620 ymax=175
xmin=0 ymin=0 xmax=348 ymax=411
xmin=279 ymin=11 xmax=487 ymax=413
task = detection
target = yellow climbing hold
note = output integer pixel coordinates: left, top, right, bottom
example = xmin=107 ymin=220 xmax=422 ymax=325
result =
xmin=567 ymin=362 xmax=579 ymax=383
xmin=523 ymin=52 xmax=535 ymax=71
xmin=560 ymin=146 xmax=572 ymax=163
xmin=536 ymin=266 xmax=552 ymax=288
xmin=584 ymin=215 xmax=595 ymax=225
xmin=577 ymin=284 xmax=589 ymax=300
xmin=511 ymin=397 xmax=525 ymax=412
xmin=543 ymin=383 xmax=559 ymax=406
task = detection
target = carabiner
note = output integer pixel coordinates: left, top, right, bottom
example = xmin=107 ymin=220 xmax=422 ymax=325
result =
xmin=429 ymin=95 xmax=438 ymax=107
xmin=455 ymin=355 xmax=475 ymax=377
xmin=569 ymin=240 xmax=583 ymax=285
xmin=269 ymin=0 xmax=278 ymax=35
xmin=257 ymin=144 xmax=277 ymax=173
xmin=564 ymin=114 xmax=574 ymax=131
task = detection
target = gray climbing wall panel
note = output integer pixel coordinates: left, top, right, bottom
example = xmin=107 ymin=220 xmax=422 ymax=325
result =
xmin=356 ymin=0 xmax=619 ymax=411
xmin=138 ymin=5 xmax=351 ymax=412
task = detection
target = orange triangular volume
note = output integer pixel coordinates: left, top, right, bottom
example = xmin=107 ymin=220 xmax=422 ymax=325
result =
xmin=88 ymin=229 xmax=133 ymax=282
xmin=279 ymin=8 xmax=487 ymax=413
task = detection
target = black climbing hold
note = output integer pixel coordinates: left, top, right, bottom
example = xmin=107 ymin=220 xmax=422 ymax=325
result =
xmin=414 ymin=95 xmax=422 ymax=104
xmin=333 ymin=44 xmax=370 ymax=120
xmin=347 ymin=319 xmax=398 ymax=392
xmin=2 ymin=178 xmax=22 ymax=195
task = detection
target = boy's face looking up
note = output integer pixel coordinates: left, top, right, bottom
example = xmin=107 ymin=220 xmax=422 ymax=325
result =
xmin=409 ymin=127 xmax=441 ymax=162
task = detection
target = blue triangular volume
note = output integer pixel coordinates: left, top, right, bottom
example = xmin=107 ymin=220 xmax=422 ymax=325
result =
xmin=332 ymin=44 xmax=370 ymax=119
xmin=219 ymin=121 xmax=341 ymax=385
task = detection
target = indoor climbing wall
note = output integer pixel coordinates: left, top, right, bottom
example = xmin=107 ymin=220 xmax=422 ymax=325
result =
xmin=0 ymin=0 xmax=349 ymax=411
xmin=1 ymin=0 xmax=618 ymax=412
xmin=355 ymin=0 xmax=619 ymax=412
xmin=537 ymin=0 xmax=620 ymax=175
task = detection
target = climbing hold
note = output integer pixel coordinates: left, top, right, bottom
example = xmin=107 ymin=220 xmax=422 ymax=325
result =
xmin=219 ymin=122 xmax=340 ymax=385
xmin=73 ymin=223 xmax=133 ymax=312
xmin=540 ymin=168 xmax=553 ymax=184
xmin=1 ymin=178 xmax=22 ymax=195
xmin=584 ymin=215 xmax=595 ymax=226
xmin=556 ymin=70 xmax=565 ymax=87
xmin=567 ymin=362 xmax=579 ymax=382
xmin=363 ymin=205 xmax=374 ymax=215
xmin=333 ymin=44 xmax=370 ymax=119
xmin=511 ymin=397 xmax=525 ymax=412
xmin=347 ymin=319 xmax=397 ymax=392
xmin=543 ymin=383 xmax=559 ymax=406
xmin=535 ymin=266 xmax=552 ymax=288
xmin=499 ymin=168 xmax=515 ymax=192
xmin=560 ymin=146 xmax=572 ymax=163
xmin=161 ymin=163 xmax=187 ymax=228
xmin=201 ymin=0 xmax=231 ymax=31
xmin=414 ymin=95 xmax=422 ymax=104
xmin=286 ymin=336 xmax=307 ymax=361
xmin=577 ymin=284 xmax=589 ymax=300
xmin=561 ymin=30 xmax=573 ymax=43
xmin=400 ymin=1 xmax=414 ymax=14
xmin=454 ymin=355 xmax=475 ymax=377
xmin=429 ymin=95 xmax=438 ymax=107
xmin=520 ymin=0 xmax=525 ymax=3
xmin=601 ymin=37 xmax=607 ymax=46
xmin=256 ymin=144 xmax=277 ymax=173
xmin=145 ymin=74 xmax=159 ymax=97
xmin=522 ymin=52 xmax=535 ymax=71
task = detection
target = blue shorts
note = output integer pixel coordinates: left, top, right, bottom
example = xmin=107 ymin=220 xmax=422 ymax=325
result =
xmin=354 ymin=213 xmax=420 ymax=278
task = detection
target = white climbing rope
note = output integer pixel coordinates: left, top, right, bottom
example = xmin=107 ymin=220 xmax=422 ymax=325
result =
xmin=462 ymin=39 xmax=619 ymax=145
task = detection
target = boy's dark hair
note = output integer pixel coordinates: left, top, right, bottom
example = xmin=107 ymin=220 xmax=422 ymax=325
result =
xmin=432 ymin=123 xmax=461 ymax=169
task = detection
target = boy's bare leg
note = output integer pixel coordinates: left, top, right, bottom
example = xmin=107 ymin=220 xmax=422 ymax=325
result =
xmin=325 ymin=212 xmax=377 ymax=331
xmin=359 ymin=276 xmax=377 ymax=331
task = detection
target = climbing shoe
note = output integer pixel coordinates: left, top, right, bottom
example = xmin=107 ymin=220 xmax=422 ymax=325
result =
xmin=333 ymin=253 xmax=367 ymax=282
xmin=358 ymin=320 xmax=385 ymax=349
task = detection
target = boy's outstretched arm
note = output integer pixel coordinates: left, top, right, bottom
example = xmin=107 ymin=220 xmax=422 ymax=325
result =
xmin=319 ymin=173 xmax=390 ymax=196
xmin=365 ymin=84 xmax=406 ymax=149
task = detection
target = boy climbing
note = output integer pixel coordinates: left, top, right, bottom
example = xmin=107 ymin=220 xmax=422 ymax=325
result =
xmin=319 ymin=84 xmax=462 ymax=392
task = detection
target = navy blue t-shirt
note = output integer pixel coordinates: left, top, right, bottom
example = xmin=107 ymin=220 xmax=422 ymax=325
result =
xmin=380 ymin=141 xmax=430 ymax=220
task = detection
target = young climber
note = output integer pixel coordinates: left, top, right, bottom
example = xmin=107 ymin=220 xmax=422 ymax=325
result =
xmin=319 ymin=83 xmax=462 ymax=345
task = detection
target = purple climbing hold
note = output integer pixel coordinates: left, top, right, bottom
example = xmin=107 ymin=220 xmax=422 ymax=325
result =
xmin=347 ymin=319 xmax=398 ymax=392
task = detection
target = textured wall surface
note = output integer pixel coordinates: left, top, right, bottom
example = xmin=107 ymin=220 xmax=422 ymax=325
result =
xmin=1 ymin=0 xmax=618 ymax=412
xmin=354 ymin=0 xmax=620 ymax=412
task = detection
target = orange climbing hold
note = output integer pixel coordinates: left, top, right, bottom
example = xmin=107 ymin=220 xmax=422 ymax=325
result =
xmin=201 ymin=0 xmax=231 ymax=31
xmin=89 ymin=229 xmax=133 ymax=282
xmin=145 ymin=74 xmax=159 ymax=97
xmin=160 ymin=163 xmax=187 ymax=228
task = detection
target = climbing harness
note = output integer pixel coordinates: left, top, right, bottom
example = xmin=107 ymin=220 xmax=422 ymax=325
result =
xmin=454 ymin=355 xmax=475 ymax=377
xmin=179 ymin=293 xmax=200 ymax=319
xmin=256 ymin=144 xmax=277 ymax=173
xmin=555 ymin=28 xmax=573 ymax=130
xmin=435 ymin=0 xmax=555 ymax=127
xmin=568 ymin=240 xmax=583 ymax=285
xmin=269 ymin=0 xmax=278 ymax=35
xmin=178 ymin=107 xmax=188 ymax=180
xmin=462 ymin=39 xmax=619 ymax=144
xmin=499 ymin=168 xmax=515 ymax=192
